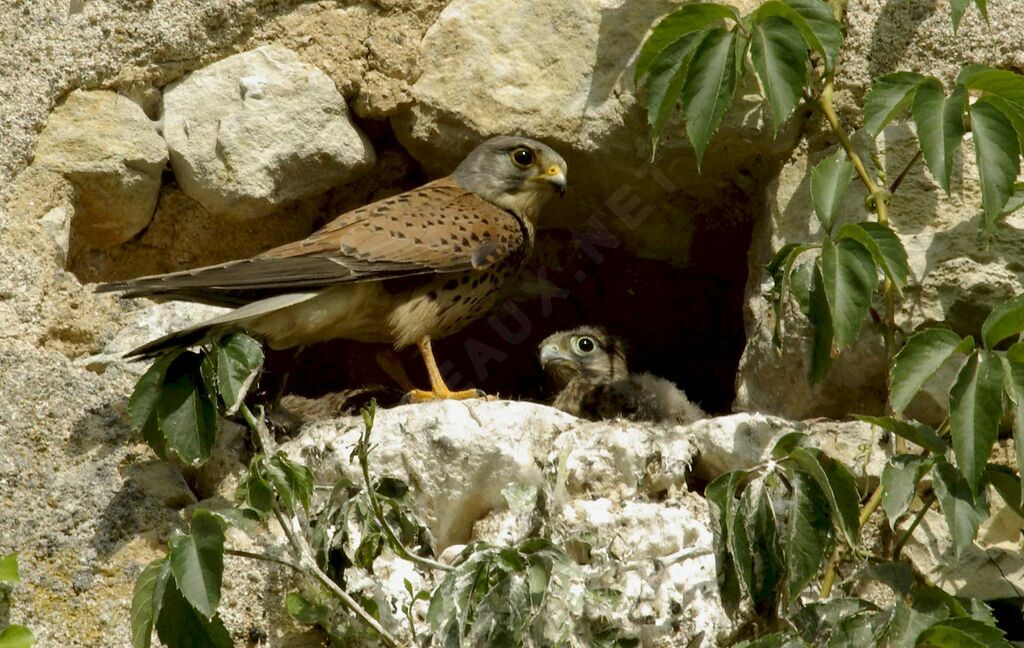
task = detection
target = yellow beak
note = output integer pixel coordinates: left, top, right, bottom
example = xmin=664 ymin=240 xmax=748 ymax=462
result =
xmin=535 ymin=166 xmax=567 ymax=197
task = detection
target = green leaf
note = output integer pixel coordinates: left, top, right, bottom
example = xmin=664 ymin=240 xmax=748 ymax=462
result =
xmin=750 ymin=17 xmax=808 ymax=133
xmin=971 ymin=98 xmax=1021 ymax=231
xmin=1000 ymin=357 xmax=1024 ymax=503
xmin=128 ymin=352 xmax=180 ymax=460
xmin=981 ymin=293 xmax=1024 ymax=350
xmin=771 ymin=431 xmax=811 ymax=459
xmin=916 ymin=617 xmax=1011 ymax=647
xmin=950 ymin=0 xmax=971 ymax=32
xmin=981 ymin=97 xmax=1024 ymax=156
xmin=766 ymin=244 xmax=816 ymax=348
xmin=704 ymin=470 xmax=745 ymax=610
xmin=855 ymin=415 xmax=946 ymax=454
xmin=681 ymin=27 xmax=738 ymax=167
xmin=131 ymin=558 xmax=172 ymax=648
xmin=285 ymin=591 xmax=331 ymax=626
xmin=811 ymin=150 xmax=854 ymax=234
xmin=949 ymin=350 xmax=1003 ymax=494
xmin=986 ymin=464 xmax=1024 ymax=518
xmin=820 ymin=237 xmax=877 ymax=351
xmin=168 ymin=510 xmax=225 ymax=620
xmin=864 ymin=72 xmax=927 ymax=136
xmin=750 ymin=2 xmax=841 ymax=74
xmin=999 ymin=183 xmax=1024 ymax=221
xmin=635 ymin=3 xmax=740 ymax=84
xmin=154 ymin=580 xmax=232 ymax=648
xmin=881 ymin=455 xmax=933 ymax=526
xmin=739 ymin=478 xmax=785 ymax=617
xmin=784 ymin=470 xmax=833 ymax=601
xmin=836 ymin=222 xmax=909 ymax=295
xmin=965 ymin=69 xmax=1024 ymax=108
xmin=705 ymin=470 xmax=745 ymax=613
xmin=808 ymin=260 xmax=835 ymax=384
xmin=214 ymin=333 xmax=263 ymax=415
xmin=889 ymin=328 xmax=973 ymax=412
xmin=0 ymin=626 xmax=34 ymax=648
xmin=778 ymin=0 xmax=843 ymax=73
xmin=884 ymin=597 xmax=949 ymax=648
xmin=235 ymin=459 xmax=273 ymax=516
xmin=789 ymin=447 xmax=861 ymax=547
xmin=643 ymin=33 xmax=705 ymax=155
xmin=0 ymin=553 xmax=19 ymax=583
xmin=931 ymin=458 xmax=983 ymax=558
xmin=912 ymin=79 xmax=967 ymax=195
xmin=265 ymin=453 xmax=314 ymax=514
xmin=158 ymin=353 xmax=218 ymax=466
xmin=791 ymin=598 xmax=879 ymax=644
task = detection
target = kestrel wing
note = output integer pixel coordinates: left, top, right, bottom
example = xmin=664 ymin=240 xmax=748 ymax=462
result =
xmin=98 ymin=178 xmax=528 ymax=306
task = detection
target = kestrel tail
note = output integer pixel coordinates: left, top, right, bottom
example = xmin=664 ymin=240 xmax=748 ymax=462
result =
xmin=98 ymin=136 xmax=568 ymax=401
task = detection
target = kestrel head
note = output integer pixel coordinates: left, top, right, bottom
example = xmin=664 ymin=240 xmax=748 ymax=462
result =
xmin=452 ymin=135 xmax=568 ymax=222
xmin=538 ymin=325 xmax=629 ymax=390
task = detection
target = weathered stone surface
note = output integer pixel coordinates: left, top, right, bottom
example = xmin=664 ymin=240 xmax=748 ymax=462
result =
xmin=33 ymin=90 xmax=167 ymax=247
xmin=687 ymin=413 xmax=891 ymax=487
xmin=392 ymin=0 xmax=787 ymax=266
xmin=281 ymin=400 xmax=735 ymax=644
xmin=735 ymin=0 xmax=1024 ymax=419
xmin=736 ymin=125 xmax=1024 ymax=420
xmin=162 ymin=45 xmax=375 ymax=219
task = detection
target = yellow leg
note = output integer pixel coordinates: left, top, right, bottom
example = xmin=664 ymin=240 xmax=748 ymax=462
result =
xmin=406 ymin=337 xmax=485 ymax=402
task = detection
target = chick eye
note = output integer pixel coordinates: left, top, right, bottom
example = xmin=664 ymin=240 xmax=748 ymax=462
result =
xmin=511 ymin=147 xmax=535 ymax=168
xmin=574 ymin=336 xmax=596 ymax=354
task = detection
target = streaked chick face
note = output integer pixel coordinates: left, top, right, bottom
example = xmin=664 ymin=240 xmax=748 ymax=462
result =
xmin=452 ymin=135 xmax=567 ymax=222
xmin=538 ymin=325 xmax=628 ymax=390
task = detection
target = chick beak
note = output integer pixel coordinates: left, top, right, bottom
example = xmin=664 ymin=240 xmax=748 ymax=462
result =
xmin=537 ymin=166 xmax=567 ymax=197
xmin=539 ymin=344 xmax=570 ymax=367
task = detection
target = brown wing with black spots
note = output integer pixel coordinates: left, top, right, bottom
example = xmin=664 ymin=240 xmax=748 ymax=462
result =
xmin=97 ymin=178 xmax=528 ymax=306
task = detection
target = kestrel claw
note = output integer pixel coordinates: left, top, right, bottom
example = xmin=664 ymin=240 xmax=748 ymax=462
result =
xmin=98 ymin=136 xmax=568 ymax=402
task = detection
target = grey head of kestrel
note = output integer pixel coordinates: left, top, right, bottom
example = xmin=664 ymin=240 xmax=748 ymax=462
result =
xmin=97 ymin=135 xmax=568 ymax=401
xmin=538 ymin=326 xmax=704 ymax=424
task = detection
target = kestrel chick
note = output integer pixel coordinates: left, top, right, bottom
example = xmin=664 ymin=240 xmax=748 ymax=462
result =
xmin=538 ymin=326 xmax=704 ymax=424
xmin=99 ymin=136 xmax=568 ymax=401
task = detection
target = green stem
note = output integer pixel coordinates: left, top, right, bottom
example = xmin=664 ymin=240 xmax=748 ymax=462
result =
xmin=893 ymin=492 xmax=936 ymax=559
xmin=358 ymin=426 xmax=452 ymax=572
xmin=820 ymin=480 xmax=885 ymax=598
xmin=889 ymin=150 xmax=923 ymax=195
xmin=241 ymin=403 xmax=276 ymax=455
xmin=272 ymin=508 xmax=401 ymax=647
xmin=817 ymin=83 xmax=896 ymax=357
xmin=225 ymin=548 xmax=303 ymax=573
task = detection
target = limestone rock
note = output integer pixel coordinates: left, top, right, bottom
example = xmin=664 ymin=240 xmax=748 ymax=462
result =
xmin=687 ymin=413 xmax=891 ymax=487
xmin=903 ymin=499 xmax=1024 ymax=600
xmin=735 ymin=126 xmax=1024 ymax=420
xmin=281 ymin=400 xmax=735 ymax=644
xmin=162 ymin=45 xmax=375 ymax=219
xmin=77 ymin=301 xmax=229 ymax=375
xmin=33 ymin=90 xmax=167 ymax=248
xmin=393 ymin=0 xmax=784 ymax=265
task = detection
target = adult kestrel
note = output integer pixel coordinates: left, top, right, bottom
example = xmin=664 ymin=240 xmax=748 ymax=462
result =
xmin=99 ymin=136 xmax=568 ymax=401
xmin=538 ymin=326 xmax=704 ymax=424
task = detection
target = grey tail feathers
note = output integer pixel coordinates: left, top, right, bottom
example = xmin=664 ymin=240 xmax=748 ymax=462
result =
xmin=127 ymin=323 xmax=223 ymax=359
xmin=124 ymin=292 xmax=320 ymax=359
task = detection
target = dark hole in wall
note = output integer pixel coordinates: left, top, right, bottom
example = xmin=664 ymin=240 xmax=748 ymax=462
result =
xmin=71 ymin=115 xmax=762 ymax=414
xmin=990 ymin=598 xmax=1024 ymax=641
xmin=270 ymin=190 xmax=755 ymax=414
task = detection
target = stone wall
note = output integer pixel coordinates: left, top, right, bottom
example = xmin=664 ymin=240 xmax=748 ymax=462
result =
xmin=2 ymin=0 xmax=1023 ymax=645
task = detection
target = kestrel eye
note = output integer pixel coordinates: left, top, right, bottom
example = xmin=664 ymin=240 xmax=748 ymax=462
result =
xmin=574 ymin=336 xmax=596 ymax=354
xmin=511 ymin=147 xmax=535 ymax=168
